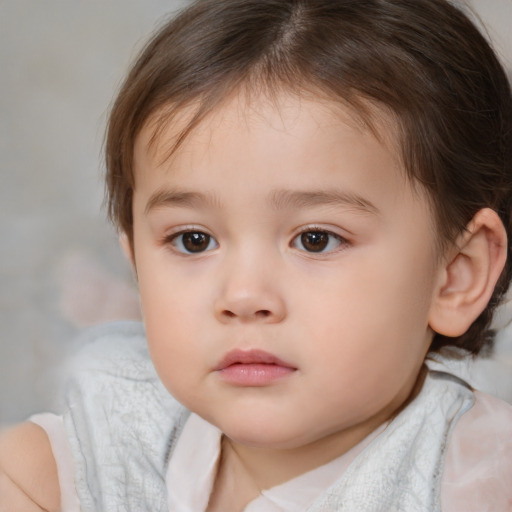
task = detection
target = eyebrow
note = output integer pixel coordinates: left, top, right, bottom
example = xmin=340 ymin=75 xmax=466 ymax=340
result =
xmin=145 ymin=187 xmax=379 ymax=215
xmin=145 ymin=189 xmax=221 ymax=214
xmin=268 ymin=189 xmax=379 ymax=215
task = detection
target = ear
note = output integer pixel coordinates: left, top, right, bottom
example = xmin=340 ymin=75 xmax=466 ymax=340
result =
xmin=429 ymin=208 xmax=508 ymax=337
xmin=119 ymin=232 xmax=136 ymax=271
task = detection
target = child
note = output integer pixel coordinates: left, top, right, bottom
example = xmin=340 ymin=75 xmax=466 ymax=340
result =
xmin=1 ymin=0 xmax=512 ymax=510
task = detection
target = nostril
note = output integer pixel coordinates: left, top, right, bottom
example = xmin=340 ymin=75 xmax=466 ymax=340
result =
xmin=221 ymin=309 xmax=271 ymax=319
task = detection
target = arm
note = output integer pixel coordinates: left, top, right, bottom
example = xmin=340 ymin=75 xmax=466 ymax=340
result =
xmin=0 ymin=422 xmax=60 ymax=512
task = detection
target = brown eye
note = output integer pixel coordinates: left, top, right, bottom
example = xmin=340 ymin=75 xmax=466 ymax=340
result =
xmin=301 ymin=231 xmax=329 ymax=252
xmin=171 ymin=231 xmax=218 ymax=253
xmin=292 ymin=230 xmax=344 ymax=253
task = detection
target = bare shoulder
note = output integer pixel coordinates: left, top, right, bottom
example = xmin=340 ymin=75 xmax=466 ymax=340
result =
xmin=0 ymin=422 xmax=60 ymax=512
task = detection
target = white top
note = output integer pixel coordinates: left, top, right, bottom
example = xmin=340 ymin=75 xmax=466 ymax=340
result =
xmin=31 ymin=389 xmax=512 ymax=512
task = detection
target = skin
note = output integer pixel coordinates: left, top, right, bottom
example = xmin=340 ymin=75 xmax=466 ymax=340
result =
xmin=0 ymin=423 xmax=60 ymax=512
xmin=130 ymin=92 xmax=448 ymax=505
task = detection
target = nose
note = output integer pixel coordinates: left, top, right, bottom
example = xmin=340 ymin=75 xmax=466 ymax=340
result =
xmin=213 ymin=256 xmax=287 ymax=324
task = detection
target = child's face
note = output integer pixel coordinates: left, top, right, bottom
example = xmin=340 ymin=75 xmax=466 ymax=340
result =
xmin=131 ymin=92 xmax=444 ymax=450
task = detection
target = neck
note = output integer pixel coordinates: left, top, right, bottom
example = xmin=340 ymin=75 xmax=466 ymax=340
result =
xmin=224 ymin=365 xmax=428 ymax=491
xmin=225 ymin=417 xmax=380 ymax=491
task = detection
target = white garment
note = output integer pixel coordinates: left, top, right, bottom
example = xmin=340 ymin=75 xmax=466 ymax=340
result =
xmin=32 ymin=389 xmax=512 ymax=512
xmin=29 ymin=322 xmax=512 ymax=511
xmin=165 ymin=413 xmax=385 ymax=512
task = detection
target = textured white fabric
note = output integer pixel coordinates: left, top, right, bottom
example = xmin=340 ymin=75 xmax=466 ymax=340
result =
xmin=34 ymin=394 xmax=512 ymax=512
xmin=31 ymin=322 xmax=512 ymax=512
xmin=61 ymin=322 xmax=189 ymax=512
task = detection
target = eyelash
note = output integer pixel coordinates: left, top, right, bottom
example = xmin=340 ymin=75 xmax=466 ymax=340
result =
xmin=291 ymin=227 xmax=348 ymax=254
xmin=164 ymin=228 xmax=218 ymax=255
xmin=163 ymin=227 xmax=348 ymax=255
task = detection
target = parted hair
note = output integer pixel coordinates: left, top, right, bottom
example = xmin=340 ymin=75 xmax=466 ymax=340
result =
xmin=105 ymin=0 xmax=512 ymax=355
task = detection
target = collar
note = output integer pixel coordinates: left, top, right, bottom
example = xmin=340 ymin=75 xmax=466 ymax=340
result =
xmin=166 ymin=413 xmax=384 ymax=512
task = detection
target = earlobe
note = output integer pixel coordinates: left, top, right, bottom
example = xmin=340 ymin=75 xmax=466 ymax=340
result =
xmin=428 ymin=208 xmax=508 ymax=337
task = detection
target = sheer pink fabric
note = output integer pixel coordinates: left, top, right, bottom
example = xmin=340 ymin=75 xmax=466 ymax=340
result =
xmin=442 ymin=391 xmax=512 ymax=511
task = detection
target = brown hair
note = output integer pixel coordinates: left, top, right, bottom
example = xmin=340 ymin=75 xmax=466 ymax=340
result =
xmin=105 ymin=0 xmax=512 ymax=355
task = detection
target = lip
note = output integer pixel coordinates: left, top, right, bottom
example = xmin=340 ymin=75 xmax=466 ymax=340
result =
xmin=214 ymin=349 xmax=297 ymax=386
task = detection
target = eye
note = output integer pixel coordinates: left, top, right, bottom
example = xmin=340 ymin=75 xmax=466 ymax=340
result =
xmin=169 ymin=231 xmax=219 ymax=254
xmin=292 ymin=229 xmax=345 ymax=253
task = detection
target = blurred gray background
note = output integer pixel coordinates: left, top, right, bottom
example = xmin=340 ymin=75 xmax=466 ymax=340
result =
xmin=1 ymin=0 xmax=512 ymax=426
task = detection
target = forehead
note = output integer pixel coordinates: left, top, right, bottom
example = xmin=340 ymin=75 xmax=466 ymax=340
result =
xmin=134 ymin=90 xmax=403 ymax=178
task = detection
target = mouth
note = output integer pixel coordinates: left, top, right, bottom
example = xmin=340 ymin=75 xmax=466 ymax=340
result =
xmin=214 ymin=349 xmax=297 ymax=386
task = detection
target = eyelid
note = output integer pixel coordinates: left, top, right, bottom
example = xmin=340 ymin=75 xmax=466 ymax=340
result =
xmin=292 ymin=224 xmax=349 ymax=240
xmin=162 ymin=225 xmax=219 ymax=254
xmin=160 ymin=222 xmax=212 ymax=237
xmin=290 ymin=225 xmax=350 ymax=254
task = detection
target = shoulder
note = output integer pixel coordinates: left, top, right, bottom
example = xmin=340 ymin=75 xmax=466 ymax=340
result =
xmin=63 ymin=321 xmax=165 ymax=396
xmin=63 ymin=320 xmax=181 ymax=417
xmin=60 ymin=322 xmax=188 ymax=508
xmin=62 ymin=321 xmax=185 ymax=447
xmin=450 ymin=390 xmax=512 ymax=452
xmin=0 ymin=422 xmax=60 ymax=512
xmin=67 ymin=320 xmax=149 ymax=371
xmin=442 ymin=391 xmax=512 ymax=511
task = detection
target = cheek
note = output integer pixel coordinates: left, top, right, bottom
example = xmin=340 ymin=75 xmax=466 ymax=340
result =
xmin=138 ymin=250 xmax=208 ymax=324
xmin=137 ymin=274 xmax=207 ymax=389
xmin=144 ymin=313 xmax=203 ymax=407
xmin=297 ymin=251 xmax=435 ymax=363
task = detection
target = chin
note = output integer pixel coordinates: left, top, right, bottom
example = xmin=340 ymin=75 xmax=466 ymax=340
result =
xmin=219 ymin=419 xmax=312 ymax=450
